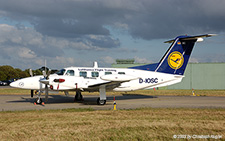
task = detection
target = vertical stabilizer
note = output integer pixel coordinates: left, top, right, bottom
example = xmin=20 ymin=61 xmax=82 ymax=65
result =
xmin=129 ymin=34 xmax=215 ymax=75
xmin=155 ymin=34 xmax=215 ymax=75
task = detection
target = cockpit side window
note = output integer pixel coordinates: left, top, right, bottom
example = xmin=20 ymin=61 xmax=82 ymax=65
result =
xmin=56 ymin=69 xmax=66 ymax=75
xmin=65 ymin=70 xmax=75 ymax=76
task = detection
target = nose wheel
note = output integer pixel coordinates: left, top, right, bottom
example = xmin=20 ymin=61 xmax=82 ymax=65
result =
xmin=34 ymin=97 xmax=43 ymax=105
xmin=34 ymin=90 xmax=44 ymax=105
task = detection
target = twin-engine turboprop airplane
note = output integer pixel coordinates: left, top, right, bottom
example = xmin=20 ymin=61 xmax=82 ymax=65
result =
xmin=10 ymin=34 xmax=215 ymax=105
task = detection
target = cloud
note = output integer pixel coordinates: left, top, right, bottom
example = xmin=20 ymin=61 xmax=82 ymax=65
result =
xmin=0 ymin=0 xmax=224 ymax=69
xmin=18 ymin=47 xmax=37 ymax=59
xmin=134 ymin=56 xmax=153 ymax=64
xmin=1 ymin=0 xmax=224 ymax=40
xmin=0 ymin=24 xmax=119 ymax=69
xmin=101 ymin=56 xmax=115 ymax=64
xmin=0 ymin=24 xmax=62 ymax=58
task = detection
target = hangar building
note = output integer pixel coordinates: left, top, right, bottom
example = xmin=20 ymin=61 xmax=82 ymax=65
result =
xmin=112 ymin=59 xmax=225 ymax=90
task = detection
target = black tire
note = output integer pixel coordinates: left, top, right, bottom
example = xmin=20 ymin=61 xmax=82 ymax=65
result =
xmin=35 ymin=98 xmax=42 ymax=104
xmin=97 ymin=98 xmax=106 ymax=105
xmin=75 ymin=91 xmax=83 ymax=101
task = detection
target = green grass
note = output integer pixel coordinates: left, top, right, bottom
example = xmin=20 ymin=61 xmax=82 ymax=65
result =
xmin=0 ymin=88 xmax=30 ymax=95
xmin=0 ymin=108 xmax=224 ymax=140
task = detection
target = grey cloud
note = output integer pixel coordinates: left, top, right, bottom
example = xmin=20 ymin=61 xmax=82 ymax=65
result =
xmin=1 ymin=0 xmax=224 ymax=40
xmin=0 ymin=24 xmax=120 ymax=69
xmin=87 ymin=35 xmax=120 ymax=49
xmin=125 ymin=0 xmax=225 ymax=39
xmin=34 ymin=18 xmax=110 ymax=38
xmin=0 ymin=25 xmax=62 ymax=58
xmin=0 ymin=0 xmax=224 ymax=69
xmin=0 ymin=0 xmax=118 ymax=37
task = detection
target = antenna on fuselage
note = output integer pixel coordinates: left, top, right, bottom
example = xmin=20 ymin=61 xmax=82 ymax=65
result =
xmin=93 ymin=61 xmax=98 ymax=68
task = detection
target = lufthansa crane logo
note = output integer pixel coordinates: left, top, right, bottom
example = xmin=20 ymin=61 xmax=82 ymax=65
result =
xmin=168 ymin=51 xmax=184 ymax=69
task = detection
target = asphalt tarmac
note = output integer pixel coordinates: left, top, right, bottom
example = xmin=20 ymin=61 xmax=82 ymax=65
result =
xmin=0 ymin=94 xmax=225 ymax=111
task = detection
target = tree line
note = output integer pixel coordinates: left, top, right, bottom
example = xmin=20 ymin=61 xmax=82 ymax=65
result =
xmin=0 ymin=65 xmax=58 ymax=81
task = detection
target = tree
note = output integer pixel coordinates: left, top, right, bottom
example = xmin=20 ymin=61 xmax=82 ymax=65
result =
xmin=0 ymin=71 xmax=7 ymax=81
xmin=0 ymin=66 xmax=19 ymax=80
xmin=0 ymin=65 xmax=57 ymax=81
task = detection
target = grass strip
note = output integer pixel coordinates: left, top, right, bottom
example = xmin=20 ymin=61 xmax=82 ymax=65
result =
xmin=0 ymin=108 xmax=224 ymax=140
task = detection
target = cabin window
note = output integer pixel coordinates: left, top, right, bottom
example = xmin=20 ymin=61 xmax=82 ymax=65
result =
xmin=92 ymin=72 xmax=99 ymax=77
xmin=80 ymin=71 xmax=87 ymax=78
xmin=105 ymin=72 xmax=112 ymax=75
xmin=65 ymin=70 xmax=74 ymax=76
xmin=118 ymin=72 xmax=125 ymax=75
xmin=56 ymin=69 xmax=66 ymax=75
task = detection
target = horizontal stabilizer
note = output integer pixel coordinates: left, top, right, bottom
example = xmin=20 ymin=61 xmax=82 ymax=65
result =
xmin=101 ymin=74 xmax=139 ymax=82
xmin=164 ymin=34 xmax=216 ymax=43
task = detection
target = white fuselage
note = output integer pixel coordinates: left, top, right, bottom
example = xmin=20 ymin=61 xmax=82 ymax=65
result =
xmin=10 ymin=66 xmax=183 ymax=92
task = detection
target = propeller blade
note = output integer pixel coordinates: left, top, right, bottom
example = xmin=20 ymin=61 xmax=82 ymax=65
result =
xmin=46 ymin=69 xmax=51 ymax=79
xmin=29 ymin=69 xmax=33 ymax=77
xmin=45 ymin=85 xmax=48 ymax=102
xmin=42 ymin=70 xmax=47 ymax=78
xmin=57 ymin=84 xmax=60 ymax=90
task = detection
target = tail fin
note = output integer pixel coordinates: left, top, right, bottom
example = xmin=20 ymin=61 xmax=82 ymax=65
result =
xmin=129 ymin=34 xmax=216 ymax=75
xmin=155 ymin=34 xmax=215 ymax=75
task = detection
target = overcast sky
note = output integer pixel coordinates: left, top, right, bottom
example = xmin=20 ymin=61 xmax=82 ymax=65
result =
xmin=0 ymin=0 xmax=225 ymax=70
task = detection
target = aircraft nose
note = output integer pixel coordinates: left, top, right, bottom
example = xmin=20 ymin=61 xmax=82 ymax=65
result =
xmin=10 ymin=81 xmax=18 ymax=88
xmin=10 ymin=81 xmax=23 ymax=88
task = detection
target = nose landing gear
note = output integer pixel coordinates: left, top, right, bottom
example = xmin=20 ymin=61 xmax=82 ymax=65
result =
xmin=34 ymin=97 xmax=44 ymax=105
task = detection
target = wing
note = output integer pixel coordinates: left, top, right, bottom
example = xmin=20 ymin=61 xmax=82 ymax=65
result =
xmin=87 ymin=74 xmax=139 ymax=91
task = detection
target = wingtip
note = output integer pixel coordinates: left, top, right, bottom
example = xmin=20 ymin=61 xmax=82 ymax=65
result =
xmin=207 ymin=34 xmax=217 ymax=37
xmin=164 ymin=40 xmax=174 ymax=43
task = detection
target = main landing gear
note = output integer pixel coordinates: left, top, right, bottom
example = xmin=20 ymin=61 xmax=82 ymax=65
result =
xmin=74 ymin=91 xmax=83 ymax=101
xmin=97 ymin=98 xmax=106 ymax=105
xmin=98 ymin=85 xmax=107 ymax=105
xmin=74 ymin=90 xmax=107 ymax=105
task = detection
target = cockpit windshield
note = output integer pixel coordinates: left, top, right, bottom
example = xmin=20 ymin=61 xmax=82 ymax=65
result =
xmin=55 ymin=69 xmax=66 ymax=75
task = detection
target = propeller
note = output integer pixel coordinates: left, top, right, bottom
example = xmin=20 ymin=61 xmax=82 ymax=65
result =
xmin=44 ymin=69 xmax=51 ymax=102
xmin=39 ymin=69 xmax=51 ymax=102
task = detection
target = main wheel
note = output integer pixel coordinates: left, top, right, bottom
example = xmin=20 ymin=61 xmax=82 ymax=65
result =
xmin=97 ymin=98 xmax=106 ymax=105
xmin=75 ymin=91 xmax=83 ymax=101
xmin=35 ymin=97 xmax=42 ymax=104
